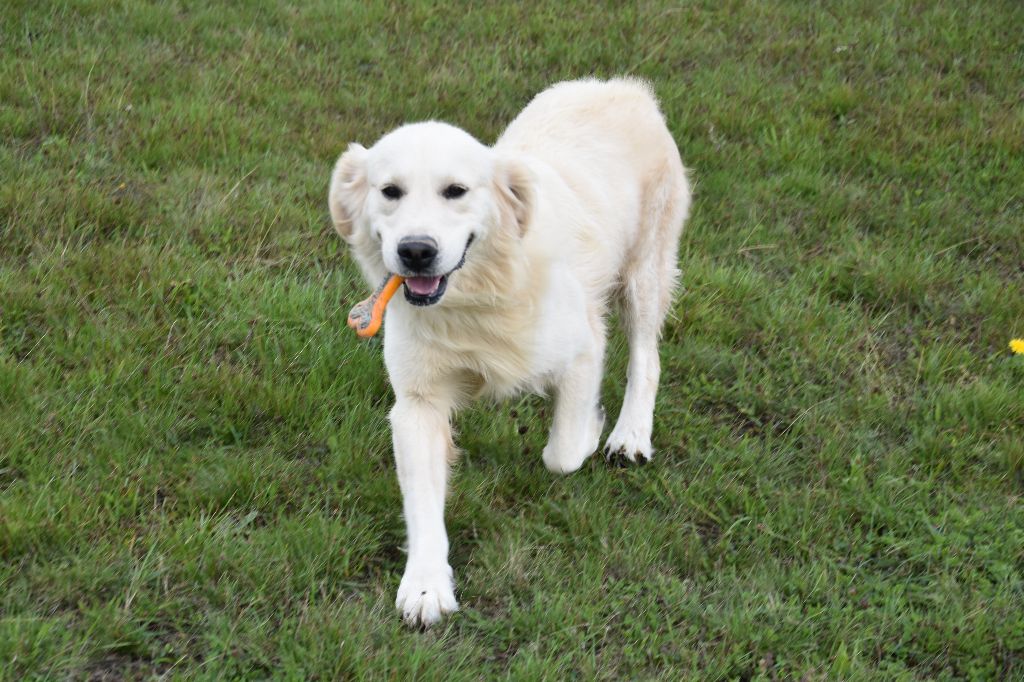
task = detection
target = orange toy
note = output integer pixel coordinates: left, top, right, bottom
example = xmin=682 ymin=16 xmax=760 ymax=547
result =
xmin=347 ymin=274 xmax=405 ymax=338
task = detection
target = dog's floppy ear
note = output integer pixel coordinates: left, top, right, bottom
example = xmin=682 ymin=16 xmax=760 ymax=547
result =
xmin=494 ymin=156 xmax=534 ymax=237
xmin=328 ymin=143 xmax=369 ymax=239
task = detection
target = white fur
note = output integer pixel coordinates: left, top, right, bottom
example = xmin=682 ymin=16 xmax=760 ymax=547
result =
xmin=328 ymin=78 xmax=691 ymax=627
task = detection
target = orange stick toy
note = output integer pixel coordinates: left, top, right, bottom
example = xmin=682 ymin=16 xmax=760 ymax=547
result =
xmin=347 ymin=274 xmax=405 ymax=338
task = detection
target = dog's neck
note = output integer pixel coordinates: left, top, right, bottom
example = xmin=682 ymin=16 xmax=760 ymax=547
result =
xmin=393 ymin=237 xmax=549 ymax=401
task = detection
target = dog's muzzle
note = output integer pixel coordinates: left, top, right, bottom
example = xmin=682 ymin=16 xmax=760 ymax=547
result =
xmin=401 ymin=234 xmax=475 ymax=306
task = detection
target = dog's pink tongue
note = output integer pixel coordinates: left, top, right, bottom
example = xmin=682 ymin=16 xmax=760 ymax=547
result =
xmin=406 ymin=276 xmax=442 ymax=296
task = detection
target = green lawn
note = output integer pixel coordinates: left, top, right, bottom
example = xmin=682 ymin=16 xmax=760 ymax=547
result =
xmin=2 ymin=1 xmax=1023 ymax=679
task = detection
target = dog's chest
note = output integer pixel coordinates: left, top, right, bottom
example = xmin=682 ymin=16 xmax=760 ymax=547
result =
xmin=406 ymin=307 xmax=542 ymax=399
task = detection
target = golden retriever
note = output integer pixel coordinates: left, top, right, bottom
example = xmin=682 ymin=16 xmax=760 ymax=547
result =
xmin=328 ymin=78 xmax=691 ymax=626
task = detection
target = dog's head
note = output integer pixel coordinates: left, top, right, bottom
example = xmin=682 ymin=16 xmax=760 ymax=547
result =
xmin=329 ymin=122 xmax=533 ymax=307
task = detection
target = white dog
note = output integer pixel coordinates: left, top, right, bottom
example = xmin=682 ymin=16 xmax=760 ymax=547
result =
xmin=328 ymin=78 xmax=691 ymax=627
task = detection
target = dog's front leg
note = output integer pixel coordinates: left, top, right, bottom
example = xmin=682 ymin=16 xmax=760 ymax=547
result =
xmin=390 ymin=396 xmax=458 ymax=627
xmin=542 ymin=331 xmax=607 ymax=474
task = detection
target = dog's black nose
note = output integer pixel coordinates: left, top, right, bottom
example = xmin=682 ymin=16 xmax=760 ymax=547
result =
xmin=397 ymin=237 xmax=438 ymax=272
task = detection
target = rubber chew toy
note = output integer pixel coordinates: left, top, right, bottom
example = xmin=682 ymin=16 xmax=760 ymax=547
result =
xmin=347 ymin=274 xmax=404 ymax=338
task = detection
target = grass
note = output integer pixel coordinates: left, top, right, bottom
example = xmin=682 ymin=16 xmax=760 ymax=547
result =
xmin=2 ymin=0 xmax=1023 ymax=678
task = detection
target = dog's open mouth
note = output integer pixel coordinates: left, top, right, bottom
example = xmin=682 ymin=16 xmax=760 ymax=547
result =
xmin=400 ymin=235 xmax=474 ymax=307
xmin=403 ymin=275 xmax=448 ymax=306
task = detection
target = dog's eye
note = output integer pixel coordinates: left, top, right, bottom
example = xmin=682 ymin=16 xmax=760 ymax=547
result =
xmin=442 ymin=184 xmax=468 ymax=200
xmin=381 ymin=184 xmax=404 ymax=200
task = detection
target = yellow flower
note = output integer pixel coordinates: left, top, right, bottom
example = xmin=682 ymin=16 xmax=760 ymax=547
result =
xmin=1011 ymin=338 xmax=1024 ymax=355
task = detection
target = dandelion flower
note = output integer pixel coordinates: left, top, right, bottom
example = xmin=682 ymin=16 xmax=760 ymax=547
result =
xmin=1011 ymin=338 xmax=1024 ymax=355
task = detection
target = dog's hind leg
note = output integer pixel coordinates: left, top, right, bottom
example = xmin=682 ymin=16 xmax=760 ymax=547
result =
xmin=605 ymin=163 xmax=690 ymax=465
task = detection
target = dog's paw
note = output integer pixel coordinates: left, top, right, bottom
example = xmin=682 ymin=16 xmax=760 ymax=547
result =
xmin=396 ymin=564 xmax=458 ymax=628
xmin=542 ymin=405 xmax=605 ymax=474
xmin=542 ymin=443 xmax=588 ymax=474
xmin=603 ymin=423 xmax=653 ymax=466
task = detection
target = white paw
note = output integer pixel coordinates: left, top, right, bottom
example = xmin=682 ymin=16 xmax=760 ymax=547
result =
xmin=395 ymin=564 xmax=458 ymax=628
xmin=542 ymin=442 xmax=588 ymax=474
xmin=542 ymin=405 xmax=605 ymax=474
xmin=604 ymin=421 xmax=653 ymax=465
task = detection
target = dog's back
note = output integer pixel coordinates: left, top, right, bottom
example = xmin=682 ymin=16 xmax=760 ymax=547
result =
xmin=498 ymin=77 xmax=678 ymax=176
xmin=496 ymin=77 xmax=690 ymax=313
